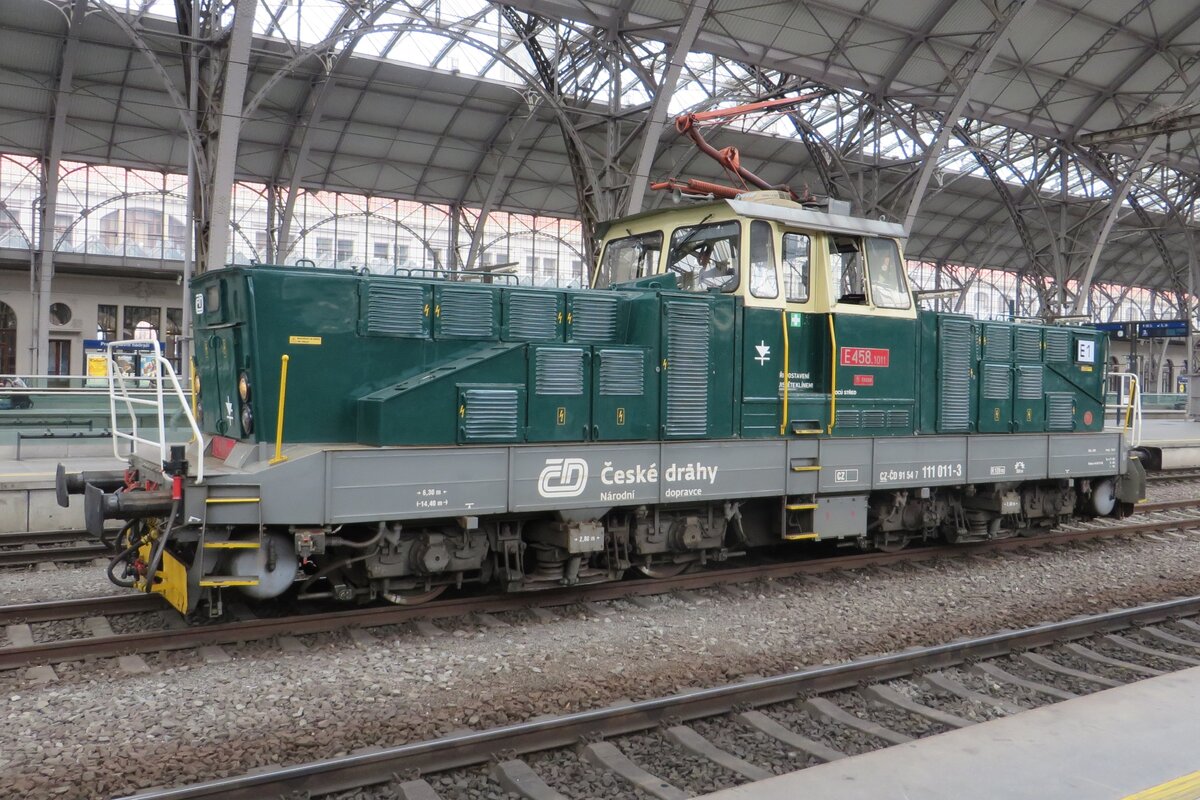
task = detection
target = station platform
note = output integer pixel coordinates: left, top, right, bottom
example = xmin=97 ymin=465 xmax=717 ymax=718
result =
xmin=1115 ymin=417 xmax=1200 ymax=469
xmin=701 ymin=666 xmax=1200 ymax=800
xmin=0 ymin=454 xmax=125 ymax=533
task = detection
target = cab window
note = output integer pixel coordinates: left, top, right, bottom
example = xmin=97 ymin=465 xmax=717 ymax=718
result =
xmin=667 ymin=220 xmax=740 ymax=292
xmin=830 ymin=236 xmax=866 ymax=304
xmin=748 ymin=220 xmax=778 ymax=299
xmin=593 ymin=231 xmax=662 ymax=289
xmin=865 ymin=237 xmax=910 ymax=309
xmin=782 ymin=232 xmax=810 ymax=302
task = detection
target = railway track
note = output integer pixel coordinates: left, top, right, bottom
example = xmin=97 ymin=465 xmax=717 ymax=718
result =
xmin=3 ymin=507 xmax=1200 ymax=672
xmin=0 ymin=530 xmax=108 ymax=567
xmin=1146 ymin=468 xmax=1200 ymax=483
xmin=116 ymin=594 xmax=1200 ymax=800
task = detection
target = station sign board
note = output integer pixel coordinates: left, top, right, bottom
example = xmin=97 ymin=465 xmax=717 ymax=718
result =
xmin=1136 ymin=320 xmax=1190 ymax=339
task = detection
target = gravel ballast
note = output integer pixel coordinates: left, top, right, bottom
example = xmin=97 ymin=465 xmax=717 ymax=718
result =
xmin=4 ymin=529 xmax=1200 ymax=798
xmin=0 ymin=563 xmax=123 ymax=604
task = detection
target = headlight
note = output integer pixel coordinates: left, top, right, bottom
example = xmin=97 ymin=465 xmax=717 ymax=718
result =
xmin=241 ymin=404 xmax=254 ymax=435
xmin=238 ymin=371 xmax=251 ymax=402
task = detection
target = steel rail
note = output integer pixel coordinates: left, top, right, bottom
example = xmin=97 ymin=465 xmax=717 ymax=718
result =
xmin=0 ymin=543 xmax=108 ymax=567
xmin=1140 ymin=499 xmax=1200 ymax=512
xmin=2 ymin=511 xmax=1199 ymax=671
xmin=1146 ymin=469 xmax=1200 ymax=482
xmin=0 ymin=594 xmax=163 ymax=626
xmin=0 ymin=530 xmax=97 ymax=546
xmin=118 ymin=594 xmax=1200 ymax=800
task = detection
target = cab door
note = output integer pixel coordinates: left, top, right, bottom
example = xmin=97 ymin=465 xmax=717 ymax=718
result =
xmin=194 ymin=279 xmax=248 ymax=439
xmin=740 ymin=220 xmax=787 ymax=437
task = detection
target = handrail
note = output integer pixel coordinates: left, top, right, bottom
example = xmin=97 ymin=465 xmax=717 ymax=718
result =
xmin=1109 ymin=371 xmax=1142 ymax=447
xmin=779 ymin=310 xmax=789 ymax=436
xmin=393 ymin=267 xmax=520 ymax=284
xmin=0 ymin=373 xmax=192 ymax=392
xmin=107 ymin=340 xmax=205 ymax=482
xmin=827 ymin=314 xmax=837 ymax=434
xmin=269 ymin=354 xmax=290 ymax=465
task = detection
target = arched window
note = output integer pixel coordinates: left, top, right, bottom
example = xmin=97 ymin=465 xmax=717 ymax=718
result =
xmin=0 ymin=301 xmax=15 ymax=374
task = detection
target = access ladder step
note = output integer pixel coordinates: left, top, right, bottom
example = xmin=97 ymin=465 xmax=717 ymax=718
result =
xmin=202 ymin=541 xmax=260 ymax=550
xmin=205 ymin=497 xmax=261 ymax=505
xmin=784 ymin=532 xmax=819 ymax=541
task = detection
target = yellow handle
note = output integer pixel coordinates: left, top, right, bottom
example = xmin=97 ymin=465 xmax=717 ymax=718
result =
xmin=269 ymin=354 xmax=290 ymax=465
xmin=1123 ymin=376 xmax=1136 ymax=432
xmin=827 ymin=314 xmax=837 ymax=434
xmin=779 ymin=310 xmax=790 ymax=436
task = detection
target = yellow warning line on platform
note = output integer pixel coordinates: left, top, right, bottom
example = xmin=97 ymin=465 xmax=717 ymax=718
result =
xmin=1122 ymin=769 xmax=1200 ymax=800
xmin=0 ymin=472 xmax=55 ymax=479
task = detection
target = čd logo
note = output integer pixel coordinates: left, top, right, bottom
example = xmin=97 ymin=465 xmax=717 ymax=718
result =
xmin=537 ymin=457 xmax=589 ymax=498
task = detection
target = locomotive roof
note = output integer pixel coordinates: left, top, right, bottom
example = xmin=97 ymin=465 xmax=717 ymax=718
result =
xmin=596 ymin=193 xmax=907 ymax=241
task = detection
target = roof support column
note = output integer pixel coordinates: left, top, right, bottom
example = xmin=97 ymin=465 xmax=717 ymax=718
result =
xmin=1187 ymin=229 xmax=1200 ymax=419
xmin=625 ymin=0 xmax=710 ymax=215
xmin=464 ymin=102 xmax=545 ymax=271
xmin=1070 ymin=73 xmax=1200 ymax=314
xmin=198 ymin=0 xmax=256 ymax=273
xmin=902 ymin=0 xmax=1037 ymax=235
xmin=31 ymin=0 xmax=87 ymax=373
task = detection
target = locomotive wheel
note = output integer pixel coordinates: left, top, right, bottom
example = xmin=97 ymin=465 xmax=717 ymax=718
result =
xmin=382 ymin=585 xmax=447 ymax=605
xmin=635 ymin=561 xmax=691 ymax=579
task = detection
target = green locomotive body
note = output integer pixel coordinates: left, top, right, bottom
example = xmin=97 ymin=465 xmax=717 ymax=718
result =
xmin=68 ymin=191 xmax=1143 ymax=615
xmin=196 ymin=192 xmax=1107 ymax=448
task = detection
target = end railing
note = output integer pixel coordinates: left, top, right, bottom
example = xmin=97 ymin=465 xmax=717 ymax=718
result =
xmin=106 ymin=340 xmax=205 ymax=482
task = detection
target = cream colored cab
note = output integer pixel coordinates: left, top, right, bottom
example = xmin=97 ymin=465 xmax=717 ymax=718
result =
xmin=592 ymin=191 xmax=913 ymax=320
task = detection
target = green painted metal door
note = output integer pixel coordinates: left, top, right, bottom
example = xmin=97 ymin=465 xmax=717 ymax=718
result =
xmin=978 ymin=322 xmax=1013 ymax=433
xmin=935 ymin=316 xmax=976 ymax=433
xmin=830 ymin=313 xmax=919 ymax=436
xmin=592 ymin=346 xmax=657 ymax=440
xmin=741 ymin=307 xmax=785 ymax=437
xmin=1012 ymin=325 xmax=1045 ymax=431
xmin=525 ymin=345 xmax=590 ymax=442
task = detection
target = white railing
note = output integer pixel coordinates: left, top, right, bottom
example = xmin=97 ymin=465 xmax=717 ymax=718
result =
xmin=0 ymin=374 xmax=192 ymax=395
xmin=1109 ymin=371 xmax=1142 ymax=447
xmin=107 ymin=340 xmax=205 ymax=482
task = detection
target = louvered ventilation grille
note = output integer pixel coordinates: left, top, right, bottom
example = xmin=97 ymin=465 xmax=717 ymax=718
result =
xmin=983 ymin=325 xmax=1012 ymax=360
xmin=862 ymin=409 xmax=886 ymax=428
xmin=835 ymin=409 xmax=861 ymax=428
xmin=1044 ymin=329 xmax=1071 ymax=362
xmin=982 ymin=364 xmax=1011 ymax=400
xmin=887 ymin=409 xmax=910 ymax=428
xmin=439 ymin=287 xmax=495 ymax=338
xmin=1017 ymin=366 xmax=1043 ymax=400
xmin=569 ymin=296 xmax=619 ymax=343
xmin=1047 ymin=393 xmax=1074 ymax=430
xmin=598 ymin=350 xmax=644 ymax=396
xmin=507 ymin=292 xmax=558 ymax=340
xmin=365 ymin=282 xmax=426 ymax=337
xmin=1015 ymin=328 xmax=1042 ymax=362
xmin=664 ymin=302 xmax=711 ymax=437
xmin=461 ymin=388 xmax=518 ymax=440
xmin=534 ymin=348 xmax=584 ymax=395
xmin=939 ymin=319 xmax=973 ymax=431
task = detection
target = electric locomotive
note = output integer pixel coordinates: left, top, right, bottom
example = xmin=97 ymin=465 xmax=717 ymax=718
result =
xmin=61 ymin=192 xmax=1145 ymax=616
